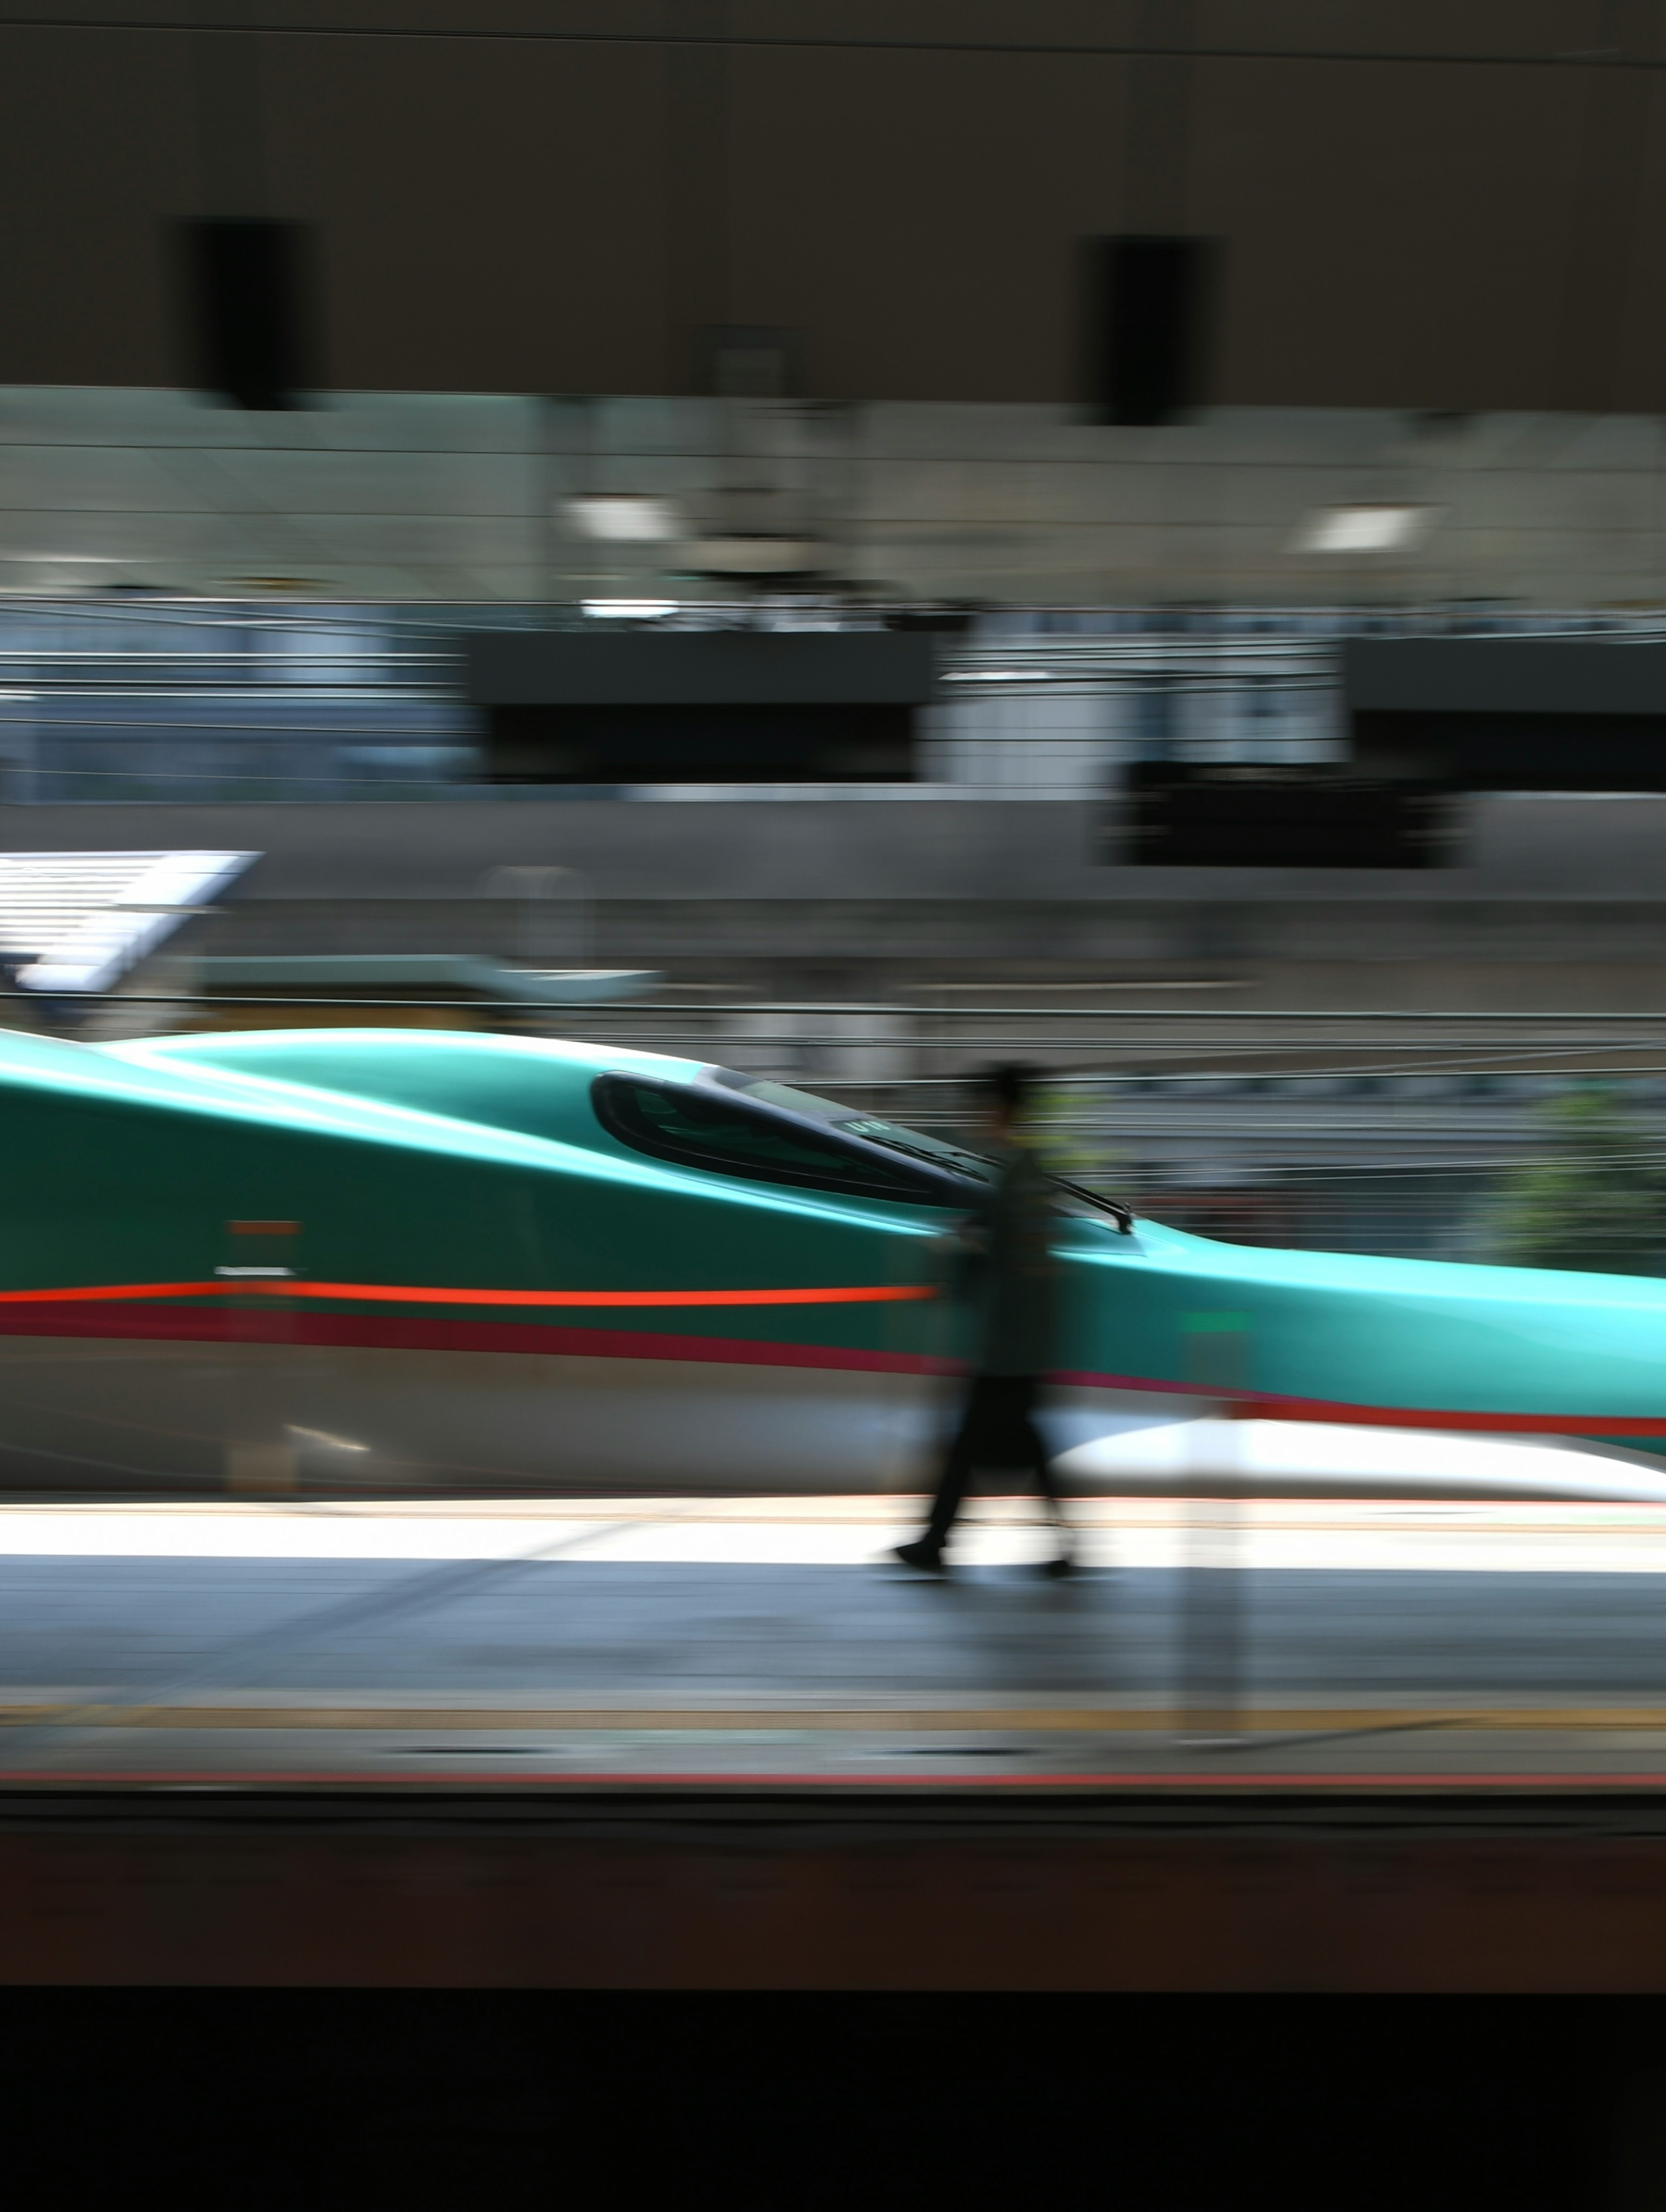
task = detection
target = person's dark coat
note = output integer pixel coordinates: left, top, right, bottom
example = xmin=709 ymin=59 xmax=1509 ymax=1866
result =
xmin=958 ymin=1133 xmax=1057 ymax=1378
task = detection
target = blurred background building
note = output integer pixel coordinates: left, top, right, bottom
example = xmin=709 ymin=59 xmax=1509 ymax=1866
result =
xmin=7 ymin=3 xmax=1666 ymax=1262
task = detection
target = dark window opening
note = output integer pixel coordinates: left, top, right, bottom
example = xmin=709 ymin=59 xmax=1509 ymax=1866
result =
xmin=485 ymin=702 xmax=916 ymax=785
xmin=179 ymin=219 xmax=318 ymax=411
xmin=1083 ymin=236 xmax=1216 ymax=427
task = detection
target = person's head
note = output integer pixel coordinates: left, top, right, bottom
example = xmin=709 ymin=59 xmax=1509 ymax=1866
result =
xmin=975 ymin=1060 xmax=1036 ymax=1140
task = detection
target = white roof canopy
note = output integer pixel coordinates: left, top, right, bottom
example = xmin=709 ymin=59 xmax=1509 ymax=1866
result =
xmin=0 ymin=850 xmax=255 ymax=994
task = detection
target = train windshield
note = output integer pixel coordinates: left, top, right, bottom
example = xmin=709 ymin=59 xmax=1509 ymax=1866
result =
xmin=595 ymin=1073 xmax=955 ymax=1204
xmin=712 ymin=1070 xmax=1135 ymax=1230
xmin=712 ymin=1072 xmax=996 ymax=1184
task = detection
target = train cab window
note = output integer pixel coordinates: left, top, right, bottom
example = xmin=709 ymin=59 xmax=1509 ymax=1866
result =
xmin=592 ymin=1075 xmax=948 ymax=1203
xmin=713 ymin=1071 xmax=995 ymax=1185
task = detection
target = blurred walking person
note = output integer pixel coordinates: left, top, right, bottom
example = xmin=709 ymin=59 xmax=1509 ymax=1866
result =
xmin=893 ymin=1061 xmax=1072 ymax=1577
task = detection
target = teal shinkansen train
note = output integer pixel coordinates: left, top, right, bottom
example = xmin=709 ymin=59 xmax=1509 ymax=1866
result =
xmin=0 ymin=1022 xmax=1660 ymax=1494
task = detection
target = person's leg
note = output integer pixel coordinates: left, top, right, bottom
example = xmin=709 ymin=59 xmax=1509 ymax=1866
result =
xmin=923 ymin=1377 xmax=990 ymax=1549
xmin=894 ymin=1377 xmax=987 ymax=1568
xmin=1011 ymin=1376 xmax=1074 ymax=1572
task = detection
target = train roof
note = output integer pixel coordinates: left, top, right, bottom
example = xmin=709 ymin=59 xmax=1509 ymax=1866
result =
xmin=0 ymin=1024 xmax=709 ymax=1185
xmin=109 ymin=1027 xmax=704 ymax=1152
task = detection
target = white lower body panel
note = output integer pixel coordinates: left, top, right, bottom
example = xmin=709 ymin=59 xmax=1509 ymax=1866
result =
xmin=0 ymin=1334 xmax=1647 ymax=1505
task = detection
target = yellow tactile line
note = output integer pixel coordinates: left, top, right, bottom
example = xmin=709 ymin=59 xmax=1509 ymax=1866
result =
xmin=5 ymin=1704 xmax=1666 ymax=1734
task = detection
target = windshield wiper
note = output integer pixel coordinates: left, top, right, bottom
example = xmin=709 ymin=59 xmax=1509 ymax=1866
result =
xmin=856 ymin=1129 xmax=1134 ymax=1229
xmin=843 ymin=1119 xmax=1133 ymax=1229
xmin=1049 ymin=1177 xmax=1136 ymax=1234
xmin=843 ymin=1127 xmax=995 ymax=1181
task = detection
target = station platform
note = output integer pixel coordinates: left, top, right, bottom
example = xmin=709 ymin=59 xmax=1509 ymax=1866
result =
xmin=2 ymin=1492 xmax=1666 ymax=1787
xmin=7 ymin=1493 xmax=1666 ymax=1987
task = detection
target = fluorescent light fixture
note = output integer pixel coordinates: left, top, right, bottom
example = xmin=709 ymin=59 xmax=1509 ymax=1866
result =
xmin=943 ymin=669 xmax=1052 ymax=683
xmin=1293 ymin=504 xmax=1433 ymax=554
xmin=564 ymin=496 xmax=680 ymax=542
xmin=581 ymin=599 xmax=677 ymax=620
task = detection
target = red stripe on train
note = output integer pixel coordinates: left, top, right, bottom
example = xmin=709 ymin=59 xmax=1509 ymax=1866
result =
xmin=0 ymin=1299 xmax=954 ymax=1377
xmin=0 ymin=1279 xmax=935 ymax=1309
xmin=0 ymin=1297 xmax=1659 ymax=1437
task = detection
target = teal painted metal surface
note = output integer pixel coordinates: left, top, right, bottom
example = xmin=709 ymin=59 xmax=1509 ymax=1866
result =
xmin=1054 ymin=1211 xmax=1666 ymax=1428
xmin=0 ymin=1022 xmax=1641 ymax=1434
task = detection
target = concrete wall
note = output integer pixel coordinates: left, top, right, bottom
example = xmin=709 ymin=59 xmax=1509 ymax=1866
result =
xmin=1 ymin=3 xmax=1662 ymax=411
xmin=7 ymin=791 xmax=1666 ymax=902
xmin=15 ymin=394 xmax=1666 ymax=604
xmin=11 ymin=791 xmax=1666 ymax=1011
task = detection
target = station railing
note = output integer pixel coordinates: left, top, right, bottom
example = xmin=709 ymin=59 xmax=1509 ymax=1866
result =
xmin=0 ymin=596 xmax=1660 ymax=803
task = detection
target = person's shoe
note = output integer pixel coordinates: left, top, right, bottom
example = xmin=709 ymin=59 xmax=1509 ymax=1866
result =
xmin=1036 ymin=1552 xmax=1076 ymax=1581
xmin=891 ymin=1539 xmax=947 ymax=1574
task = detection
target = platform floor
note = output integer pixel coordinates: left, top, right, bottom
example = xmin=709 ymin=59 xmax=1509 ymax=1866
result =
xmin=3 ymin=1495 xmax=1666 ymax=1787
